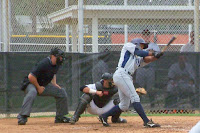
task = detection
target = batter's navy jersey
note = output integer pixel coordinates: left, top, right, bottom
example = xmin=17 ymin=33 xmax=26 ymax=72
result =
xmin=117 ymin=42 xmax=144 ymax=74
xmin=31 ymin=57 xmax=59 ymax=86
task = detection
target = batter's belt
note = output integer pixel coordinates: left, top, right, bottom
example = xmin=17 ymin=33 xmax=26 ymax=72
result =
xmin=116 ymin=67 xmax=133 ymax=76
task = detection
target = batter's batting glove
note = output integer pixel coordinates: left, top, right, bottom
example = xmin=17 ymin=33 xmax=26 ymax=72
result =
xmin=136 ymin=88 xmax=147 ymax=96
xmin=153 ymin=51 xmax=164 ymax=59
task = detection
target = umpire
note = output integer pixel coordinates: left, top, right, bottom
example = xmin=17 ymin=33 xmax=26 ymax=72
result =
xmin=17 ymin=48 xmax=69 ymax=125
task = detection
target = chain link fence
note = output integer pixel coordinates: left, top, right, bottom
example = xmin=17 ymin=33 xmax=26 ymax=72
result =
xmin=0 ymin=0 xmax=200 ymax=117
xmin=0 ymin=0 xmax=197 ymax=52
xmin=0 ymin=52 xmax=199 ymax=117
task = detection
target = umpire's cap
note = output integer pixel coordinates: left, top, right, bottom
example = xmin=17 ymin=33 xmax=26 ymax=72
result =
xmin=101 ymin=73 xmax=113 ymax=80
xmin=50 ymin=47 xmax=65 ymax=58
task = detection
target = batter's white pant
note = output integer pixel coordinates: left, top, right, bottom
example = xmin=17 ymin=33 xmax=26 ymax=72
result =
xmin=189 ymin=121 xmax=200 ymax=133
xmin=87 ymin=100 xmax=115 ymax=115
xmin=113 ymin=68 xmax=140 ymax=111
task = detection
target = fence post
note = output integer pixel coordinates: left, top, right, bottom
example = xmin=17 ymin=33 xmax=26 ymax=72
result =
xmin=3 ymin=53 xmax=10 ymax=117
xmin=194 ymin=0 xmax=199 ymax=52
xmin=71 ymin=54 xmax=81 ymax=110
xmin=92 ymin=15 xmax=98 ymax=53
xmin=0 ymin=0 xmax=2 ymax=51
xmin=78 ymin=0 xmax=84 ymax=53
xmin=2 ymin=0 xmax=10 ymax=52
xmin=124 ymin=0 xmax=128 ymax=44
xmin=65 ymin=0 xmax=69 ymax=52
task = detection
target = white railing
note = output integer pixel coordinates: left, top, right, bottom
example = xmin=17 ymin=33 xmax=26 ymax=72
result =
xmin=7 ymin=43 xmax=184 ymax=52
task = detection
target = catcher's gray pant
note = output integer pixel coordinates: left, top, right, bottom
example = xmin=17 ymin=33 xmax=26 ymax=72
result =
xmin=113 ymin=68 xmax=140 ymax=111
xmin=19 ymin=84 xmax=68 ymax=117
xmin=87 ymin=100 xmax=115 ymax=115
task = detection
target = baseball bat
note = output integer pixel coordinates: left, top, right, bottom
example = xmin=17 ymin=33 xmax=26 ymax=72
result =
xmin=161 ymin=36 xmax=177 ymax=52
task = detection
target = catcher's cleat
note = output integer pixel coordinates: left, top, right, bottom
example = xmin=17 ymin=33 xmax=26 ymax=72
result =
xmin=17 ymin=115 xmax=28 ymax=125
xmin=112 ymin=117 xmax=127 ymax=123
xmin=55 ymin=116 xmax=70 ymax=123
xmin=69 ymin=116 xmax=79 ymax=125
xmin=144 ymin=119 xmax=161 ymax=128
xmin=98 ymin=116 xmax=110 ymax=127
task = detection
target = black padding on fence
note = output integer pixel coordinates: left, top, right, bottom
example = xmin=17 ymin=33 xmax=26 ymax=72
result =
xmin=0 ymin=52 xmax=199 ymax=114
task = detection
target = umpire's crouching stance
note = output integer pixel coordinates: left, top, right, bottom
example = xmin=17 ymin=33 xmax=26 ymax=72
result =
xmin=17 ymin=48 xmax=70 ymax=125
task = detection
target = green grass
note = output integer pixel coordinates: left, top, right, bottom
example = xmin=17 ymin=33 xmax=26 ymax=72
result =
xmin=76 ymin=113 xmax=200 ymax=117
xmin=4 ymin=113 xmax=200 ymax=119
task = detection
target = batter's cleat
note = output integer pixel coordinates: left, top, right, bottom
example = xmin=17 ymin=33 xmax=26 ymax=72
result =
xmin=98 ymin=115 xmax=110 ymax=127
xmin=112 ymin=117 xmax=127 ymax=123
xmin=17 ymin=115 xmax=28 ymax=125
xmin=55 ymin=116 xmax=70 ymax=123
xmin=144 ymin=119 xmax=161 ymax=128
xmin=69 ymin=116 xmax=79 ymax=125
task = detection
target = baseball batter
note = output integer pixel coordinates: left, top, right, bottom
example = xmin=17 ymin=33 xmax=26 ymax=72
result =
xmin=98 ymin=38 xmax=163 ymax=127
xmin=69 ymin=73 xmax=127 ymax=125
xmin=189 ymin=121 xmax=200 ymax=133
xmin=136 ymin=29 xmax=161 ymax=108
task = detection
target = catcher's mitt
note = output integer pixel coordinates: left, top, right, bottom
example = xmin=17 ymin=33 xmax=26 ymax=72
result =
xmin=136 ymin=88 xmax=147 ymax=95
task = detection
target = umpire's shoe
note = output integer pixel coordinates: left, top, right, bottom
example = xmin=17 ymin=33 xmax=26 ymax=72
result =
xmin=98 ymin=115 xmax=110 ymax=127
xmin=144 ymin=119 xmax=161 ymax=128
xmin=55 ymin=116 xmax=70 ymax=123
xmin=112 ymin=117 xmax=127 ymax=123
xmin=17 ymin=115 xmax=28 ymax=125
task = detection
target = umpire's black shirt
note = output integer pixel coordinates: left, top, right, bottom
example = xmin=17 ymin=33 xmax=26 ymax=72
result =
xmin=30 ymin=57 xmax=59 ymax=86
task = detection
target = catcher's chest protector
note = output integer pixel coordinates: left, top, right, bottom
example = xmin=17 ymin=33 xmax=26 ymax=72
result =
xmin=93 ymin=82 xmax=117 ymax=108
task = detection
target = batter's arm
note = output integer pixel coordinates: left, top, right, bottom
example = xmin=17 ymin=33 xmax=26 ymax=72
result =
xmin=134 ymin=48 xmax=155 ymax=57
xmin=143 ymin=56 xmax=158 ymax=63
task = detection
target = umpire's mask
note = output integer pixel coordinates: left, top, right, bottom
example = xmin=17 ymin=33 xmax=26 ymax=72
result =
xmin=50 ymin=48 xmax=65 ymax=65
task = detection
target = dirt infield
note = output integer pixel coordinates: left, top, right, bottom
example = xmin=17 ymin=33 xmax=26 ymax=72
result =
xmin=0 ymin=116 xmax=199 ymax=133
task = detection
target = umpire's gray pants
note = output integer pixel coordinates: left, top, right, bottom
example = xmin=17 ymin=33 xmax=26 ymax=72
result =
xmin=19 ymin=84 xmax=68 ymax=117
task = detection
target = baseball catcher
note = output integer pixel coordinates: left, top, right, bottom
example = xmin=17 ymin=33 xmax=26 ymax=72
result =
xmin=69 ymin=73 xmax=127 ymax=125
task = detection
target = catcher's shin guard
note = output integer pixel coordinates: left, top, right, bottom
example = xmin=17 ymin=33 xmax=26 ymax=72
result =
xmin=69 ymin=93 xmax=93 ymax=124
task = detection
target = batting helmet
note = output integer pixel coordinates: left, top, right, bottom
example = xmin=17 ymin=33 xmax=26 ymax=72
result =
xmin=131 ymin=38 xmax=149 ymax=50
xmin=101 ymin=73 xmax=113 ymax=80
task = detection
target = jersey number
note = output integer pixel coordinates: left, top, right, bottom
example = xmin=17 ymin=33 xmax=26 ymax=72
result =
xmin=135 ymin=58 xmax=141 ymax=67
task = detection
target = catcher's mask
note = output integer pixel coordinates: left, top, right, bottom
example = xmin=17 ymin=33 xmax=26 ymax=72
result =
xmin=131 ymin=38 xmax=149 ymax=50
xmin=50 ymin=48 xmax=65 ymax=65
xmin=101 ymin=73 xmax=115 ymax=88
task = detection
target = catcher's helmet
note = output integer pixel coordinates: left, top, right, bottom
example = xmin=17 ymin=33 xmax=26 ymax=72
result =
xmin=50 ymin=47 xmax=65 ymax=58
xmin=101 ymin=73 xmax=113 ymax=80
xmin=131 ymin=38 xmax=149 ymax=50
